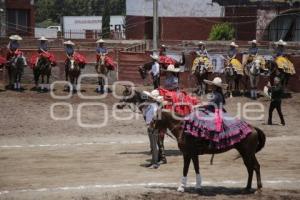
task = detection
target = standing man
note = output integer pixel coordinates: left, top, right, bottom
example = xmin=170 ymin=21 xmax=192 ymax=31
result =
xmin=267 ymin=77 xmax=285 ymax=126
xmin=142 ymin=90 xmax=165 ymax=169
xmin=150 ymin=54 xmax=160 ymax=89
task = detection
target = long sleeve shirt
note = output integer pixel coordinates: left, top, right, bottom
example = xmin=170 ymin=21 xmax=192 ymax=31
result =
xmin=164 ymin=75 xmax=179 ymax=90
xmin=151 ymin=62 xmax=160 ymax=77
xmin=143 ymin=103 xmax=159 ymax=125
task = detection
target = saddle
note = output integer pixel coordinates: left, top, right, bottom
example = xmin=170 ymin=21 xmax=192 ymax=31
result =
xmin=275 ymin=56 xmax=295 ymax=75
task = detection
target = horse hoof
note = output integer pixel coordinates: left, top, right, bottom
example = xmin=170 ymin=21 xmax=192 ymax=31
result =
xmin=177 ymin=186 xmax=185 ymax=193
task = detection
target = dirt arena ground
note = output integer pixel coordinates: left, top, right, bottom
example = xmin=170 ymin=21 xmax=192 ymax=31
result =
xmin=0 ymin=84 xmax=300 ymax=200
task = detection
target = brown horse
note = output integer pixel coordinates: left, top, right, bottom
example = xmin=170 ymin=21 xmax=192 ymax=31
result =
xmin=154 ymin=110 xmax=266 ymax=192
xmin=95 ymin=54 xmax=110 ymax=94
xmin=65 ymin=57 xmax=81 ymax=92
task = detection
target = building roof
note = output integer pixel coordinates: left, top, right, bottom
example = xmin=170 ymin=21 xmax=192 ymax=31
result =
xmin=212 ymin=0 xmax=300 ymax=6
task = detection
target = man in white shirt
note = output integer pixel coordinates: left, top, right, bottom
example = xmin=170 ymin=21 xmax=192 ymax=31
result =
xmin=150 ymin=54 xmax=160 ymax=89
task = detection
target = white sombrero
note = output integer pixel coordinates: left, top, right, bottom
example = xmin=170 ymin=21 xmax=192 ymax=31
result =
xmin=9 ymin=35 xmax=22 ymax=41
xmin=38 ymin=36 xmax=48 ymax=41
xmin=274 ymin=39 xmax=287 ymax=46
xmin=142 ymin=90 xmax=164 ymax=102
xmin=161 ymin=44 xmax=166 ymax=48
xmin=163 ymin=64 xmax=181 ymax=73
xmin=96 ymin=38 xmax=105 ymax=43
xmin=198 ymin=41 xmax=205 ymax=45
xmin=150 ymin=54 xmax=159 ymax=60
xmin=204 ymin=77 xmax=228 ymax=89
xmin=63 ymin=40 xmax=75 ymax=46
xmin=249 ymin=39 xmax=257 ymax=44
xmin=230 ymin=42 xmax=239 ymax=47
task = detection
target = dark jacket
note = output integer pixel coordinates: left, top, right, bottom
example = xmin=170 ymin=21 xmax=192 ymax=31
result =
xmin=269 ymin=85 xmax=283 ymax=102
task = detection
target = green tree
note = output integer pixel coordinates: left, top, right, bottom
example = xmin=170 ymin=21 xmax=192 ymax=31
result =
xmin=102 ymin=0 xmax=111 ymax=38
xmin=209 ymin=22 xmax=235 ymax=41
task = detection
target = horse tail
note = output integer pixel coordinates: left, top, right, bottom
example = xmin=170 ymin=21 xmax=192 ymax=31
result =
xmin=255 ymin=127 xmax=266 ymax=153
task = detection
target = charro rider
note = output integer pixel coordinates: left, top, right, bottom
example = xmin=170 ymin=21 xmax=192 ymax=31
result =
xmin=226 ymin=41 xmax=244 ymax=75
xmin=274 ymin=39 xmax=295 ymax=76
xmin=95 ymin=38 xmax=115 ymax=70
xmin=6 ymin=35 xmax=26 ymax=89
xmin=64 ymin=40 xmax=86 ymax=69
xmin=192 ymin=41 xmax=212 ymax=74
xmin=196 ymin=41 xmax=208 ymax=57
xmin=183 ymin=77 xmax=252 ymax=148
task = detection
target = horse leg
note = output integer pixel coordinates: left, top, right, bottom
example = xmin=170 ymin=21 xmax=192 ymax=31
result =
xmin=41 ymin=75 xmax=45 ymax=91
xmin=191 ymin=155 xmax=202 ymax=189
xmin=158 ymin=129 xmax=167 ymax=164
xmin=177 ymin=154 xmax=191 ymax=192
xmin=253 ymin=155 xmax=262 ymax=189
xmin=239 ymin=150 xmax=254 ymax=190
xmin=34 ymin=69 xmax=39 ymax=89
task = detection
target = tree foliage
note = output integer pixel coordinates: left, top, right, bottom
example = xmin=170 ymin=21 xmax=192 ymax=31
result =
xmin=102 ymin=0 xmax=111 ymax=38
xmin=208 ymin=22 xmax=235 ymax=41
xmin=35 ymin=0 xmax=125 ymax=26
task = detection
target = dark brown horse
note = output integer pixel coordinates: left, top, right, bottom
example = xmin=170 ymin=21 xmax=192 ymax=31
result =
xmin=33 ymin=56 xmax=54 ymax=92
xmin=154 ymin=110 xmax=266 ymax=192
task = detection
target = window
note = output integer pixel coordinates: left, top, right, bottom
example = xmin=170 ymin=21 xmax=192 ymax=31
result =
xmin=7 ymin=9 xmax=29 ymax=34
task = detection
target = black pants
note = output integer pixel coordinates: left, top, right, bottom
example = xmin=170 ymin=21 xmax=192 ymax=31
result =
xmin=268 ymin=100 xmax=285 ymax=125
xmin=152 ymin=75 xmax=160 ymax=89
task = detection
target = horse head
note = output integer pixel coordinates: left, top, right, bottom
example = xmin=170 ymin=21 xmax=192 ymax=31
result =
xmin=249 ymin=59 xmax=261 ymax=76
xmin=224 ymin=63 xmax=236 ymax=77
xmin=117 ymin=86 xmax=145 ymax=111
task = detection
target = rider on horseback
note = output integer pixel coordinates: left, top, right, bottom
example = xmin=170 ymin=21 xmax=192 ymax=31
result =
xmin=6 ymin=35 xmax=23 ymax=66
xmin=159 ymin=44 xmax=167 ymax=56
xmin=196 ymin=41 xmax=208 ymax=57
xmin=96 ymin=39 xmax=115 ymax=70
xmin=64 ymin=40 xmax=86 ymax=69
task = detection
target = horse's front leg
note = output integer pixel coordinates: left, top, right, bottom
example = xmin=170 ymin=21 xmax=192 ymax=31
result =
xmin=177 ymin=153 xmax=191 ymax=192
xmin=191 ymin=155 xmax=202 ymax=190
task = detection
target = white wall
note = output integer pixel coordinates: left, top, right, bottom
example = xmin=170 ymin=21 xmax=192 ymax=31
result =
xmin=35 ymin=28 xmax=58 ymax=38
xmin=63 ymin=16 xmax=125 ymax=39
xmin=126 ymin=0 xmax=223 ymax=17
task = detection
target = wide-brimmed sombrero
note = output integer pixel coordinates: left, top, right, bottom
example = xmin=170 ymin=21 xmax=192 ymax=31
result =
xmin=230 ymin=42 xmax=239 ymax=48
xmin=204 ymin=77 xmax=228 ymax=89
xmin=162 ymin=64 xmax=181 ymax=73
xmin=198 ymin=41 xmax=205 ymax=45
xmin=63 ymin=40 xmax=75 ymax=46
xmin=142 ymin=90 xmax=164 ymax=102
xmin=38 ymin=36 xmax=48 ymax=41
xmin=248 ymin=39 xmax=257 ymax=44
xmin=96 ymin=39 xmax=105 ymax=43
xmin=274 ymin=39 xmax=287 ymax=46
xmin=150 ymin=54 xmax=159 ymax=61
xmin=9 ymin=35 xmax=22 ymax=41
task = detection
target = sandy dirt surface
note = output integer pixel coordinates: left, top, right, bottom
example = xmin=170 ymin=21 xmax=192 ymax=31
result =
xmin=0 ymin=84 xmax=300 ymax=200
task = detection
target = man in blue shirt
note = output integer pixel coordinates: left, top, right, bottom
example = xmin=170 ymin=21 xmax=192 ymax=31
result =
xmin=64 ymin=40 xmax=75 ymax=57
xmin=248 ymin=40 xmax=258 ymax=56
xmin=96 ymin=39 xmax=108 ymax=54
xmin=274 ymin=39 xmax=287 ymax=57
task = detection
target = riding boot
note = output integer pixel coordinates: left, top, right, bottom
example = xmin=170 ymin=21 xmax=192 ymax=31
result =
xmin=177 ymin=176 xmax=187 ymax=192
xmin=100 ymin=85 xmax=104 ymax=94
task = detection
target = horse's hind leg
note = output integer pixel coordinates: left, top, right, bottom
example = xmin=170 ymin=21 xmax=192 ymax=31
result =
xmin=177 ymin=154 xmax=191 ymax=192
xmin=239 ymin=151 xmax=254 ymax=190
xmin=253 ymin=155 xmax=262 ymax=189
xmin=191 ymin=155 xmax=202 ymax=189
